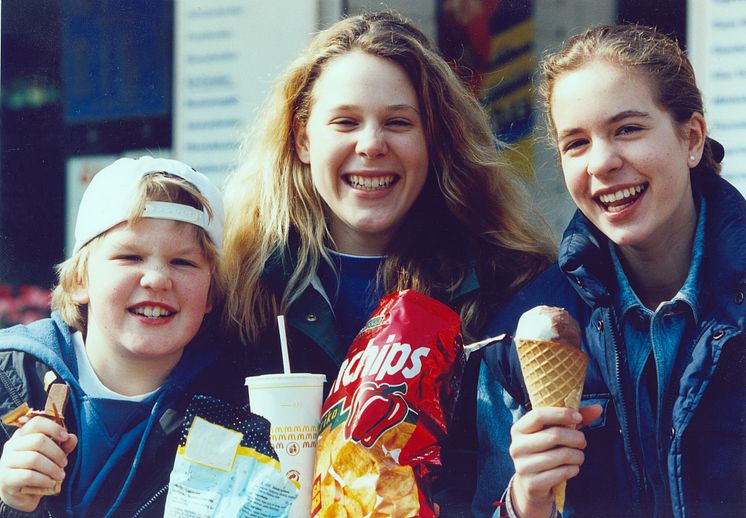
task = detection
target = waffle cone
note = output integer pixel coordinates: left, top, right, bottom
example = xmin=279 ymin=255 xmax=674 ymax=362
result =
xmin=516 ymin=339 xmax=588 ymax=512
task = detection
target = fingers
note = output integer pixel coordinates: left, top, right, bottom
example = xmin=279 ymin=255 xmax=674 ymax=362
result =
xmin=14 ymin=416 xmax=70 ymax=444
xmin=59 ymin=433 xmax=78 ymax=456
xmin=579 ymin=404 xmax=603 ymax=427
xmin=508 ymin=407 xmax=590 ymax=511
xmin=7 ymin=418 xmax=71 ymax=470
xmin=0 ymin=422 xmax=68 ymax=513
xmin=512 ymin=406 xmax=582 ymax=435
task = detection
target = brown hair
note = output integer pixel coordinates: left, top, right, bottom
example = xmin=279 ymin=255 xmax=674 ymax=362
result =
xmin=538 ymin=23 xmax=721 ymax=176
xmin=222 ymin=11 xmax=556 ymax=343
xmin=52 ymin=173 xmax=224 ymax=333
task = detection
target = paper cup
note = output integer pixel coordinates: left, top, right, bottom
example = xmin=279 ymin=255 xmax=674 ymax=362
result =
xmin=246 ymin=373 xmax=326 ymax=518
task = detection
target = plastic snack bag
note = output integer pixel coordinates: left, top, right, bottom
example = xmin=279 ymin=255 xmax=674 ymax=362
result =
xmin=164 ymin=395 xmax=298 ymax=518
xmin=312 ymin=290 xmax=464 ymax=518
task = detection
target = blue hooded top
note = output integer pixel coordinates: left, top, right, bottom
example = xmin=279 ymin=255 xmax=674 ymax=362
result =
xmin=0 ymin=311 xmax=242 ymax=518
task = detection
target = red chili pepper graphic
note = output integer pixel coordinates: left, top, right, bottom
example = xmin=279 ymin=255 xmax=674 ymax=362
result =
xmin=345 ymin=382 xmax=409 ymax=447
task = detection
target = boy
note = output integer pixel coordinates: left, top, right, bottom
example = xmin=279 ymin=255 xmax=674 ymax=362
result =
xmin=0 ymin=156 xmax=234 ymax=517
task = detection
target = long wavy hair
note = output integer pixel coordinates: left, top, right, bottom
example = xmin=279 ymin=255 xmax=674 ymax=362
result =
xmin=222 ymin=11 xmax=555 ymax=344
xmin=538 ymin=23 xmax=721 ymax=176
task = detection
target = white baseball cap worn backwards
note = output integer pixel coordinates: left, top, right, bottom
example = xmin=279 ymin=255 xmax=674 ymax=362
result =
xmin=73 ymin=156 xmax=224 ymax=253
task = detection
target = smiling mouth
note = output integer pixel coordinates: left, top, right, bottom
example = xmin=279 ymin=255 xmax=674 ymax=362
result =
xmin=596 ymin=183 xmax=648 ymax=213
xmin=130 ymin=305 xmax=175 ymax=318
xmin=344 ymin=174 xmax=397 ymax=191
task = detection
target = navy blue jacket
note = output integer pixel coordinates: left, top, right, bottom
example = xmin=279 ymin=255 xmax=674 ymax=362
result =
xmin=474 ymin=173 xmax=746 ymax=517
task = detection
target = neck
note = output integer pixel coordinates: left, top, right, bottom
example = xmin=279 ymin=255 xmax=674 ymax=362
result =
xmin=83 ymin=340 xmax=179 ymax=396
xmin=617 ymin=230 xmax=694 ymax=310
xmin=330 ymin=223 xmax=393 ymax=256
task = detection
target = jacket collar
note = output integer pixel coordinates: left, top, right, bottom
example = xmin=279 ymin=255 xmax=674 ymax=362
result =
xmin=558 ymin=210 xmax=615 ymax=306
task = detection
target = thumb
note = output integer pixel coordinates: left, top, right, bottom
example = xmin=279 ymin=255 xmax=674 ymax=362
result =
xmin=579 ymin=404 xmax=603 ymax=427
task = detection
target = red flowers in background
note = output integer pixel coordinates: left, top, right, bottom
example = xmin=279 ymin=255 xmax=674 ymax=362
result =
xmin=0 ymin=284 xmax=51 ymax=329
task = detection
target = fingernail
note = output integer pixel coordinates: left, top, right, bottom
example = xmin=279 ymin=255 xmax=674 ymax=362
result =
xmin=572 ymin=412 xmax=582 ymax=422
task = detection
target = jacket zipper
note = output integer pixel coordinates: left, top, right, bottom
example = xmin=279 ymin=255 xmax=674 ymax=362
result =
xmin=608 ymin=307 xmax=645 ymax=507
xmin=132 ymin=485 xmax=168 ymax=518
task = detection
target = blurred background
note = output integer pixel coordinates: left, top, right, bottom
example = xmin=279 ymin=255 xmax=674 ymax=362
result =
xmin=1 ymin=0 xmax=744 ymax=328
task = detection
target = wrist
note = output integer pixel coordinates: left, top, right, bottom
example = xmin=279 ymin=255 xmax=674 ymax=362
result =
xmin=505 ymin=476 xmax=558 ymax=518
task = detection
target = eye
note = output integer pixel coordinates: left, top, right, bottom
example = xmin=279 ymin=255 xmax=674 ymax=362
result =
xmin=115 ymin=254 xmax=141 ymax=262
xmin=386 ymin=118 xmax=413 ymax=128
xmin=617 ymin=125 xmax=642 ymax=136
xmin=562 ymin=138 xmax=589 ymax=153
xmin=330 ymin=118 xmax=358 ymax=129
xmin=172 ymin=258 xmax=197 ymax=267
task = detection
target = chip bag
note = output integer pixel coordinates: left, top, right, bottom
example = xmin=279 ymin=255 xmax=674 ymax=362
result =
xmin=164 ymin=395 xmax=298 ymax=517
xmin=312 ymin=290 xmax=464 ymax=518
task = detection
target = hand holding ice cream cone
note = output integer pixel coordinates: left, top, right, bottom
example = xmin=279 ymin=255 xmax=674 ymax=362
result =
xmin=514 ymin=306 xmax=588 ymax=514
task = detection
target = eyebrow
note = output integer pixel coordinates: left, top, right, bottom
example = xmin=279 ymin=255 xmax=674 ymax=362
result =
xmin=331 ymin=103 xmax=420 ymax=114
xmin=557 ymin=110 xmax=651 ymax=140
xmin=109 ymin=240 xmax=203 ymax=256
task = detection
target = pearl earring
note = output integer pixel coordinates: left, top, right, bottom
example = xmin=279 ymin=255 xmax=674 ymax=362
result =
xmin=689 ymin=155 xmax=696 ymax=162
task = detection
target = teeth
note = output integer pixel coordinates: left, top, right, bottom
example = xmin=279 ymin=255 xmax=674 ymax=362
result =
xmin=598 ymin=185 xmax=645 ymax=204
xmin=133 ymin=306 xmax=173 ymax=318
xmin=347 ymin=175 xmax=395 ymax=190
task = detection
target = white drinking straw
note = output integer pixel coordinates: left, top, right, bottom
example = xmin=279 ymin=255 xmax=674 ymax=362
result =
xmin=277 ymin=315 xmax=291 ymax=374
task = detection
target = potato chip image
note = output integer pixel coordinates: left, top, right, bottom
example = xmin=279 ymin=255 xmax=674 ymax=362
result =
xmin=316 ymin=425 xmax=345 ymax=477
xmin=376 ymin=464 xmax=415 ymax=500
xmin=369 ymin=421 xmax=416 ymax=462
xmin=341 ymin=490 xmax=364 ymax=516
xmin=344 ymin=474 xmax=377 ymax=514
xmin=320 ymin=474 xmax=340 ymax=508
xmin=320 ymin=502 xmax=347 ymax=518
xmin=393 ymin=489 xmax=421 ymax=517
xmin=331 ymin=441 xmax=377 ymax=486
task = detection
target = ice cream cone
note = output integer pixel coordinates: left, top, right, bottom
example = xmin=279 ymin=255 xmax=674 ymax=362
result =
xmin=516 ymin=338 xmax=588 ymax=513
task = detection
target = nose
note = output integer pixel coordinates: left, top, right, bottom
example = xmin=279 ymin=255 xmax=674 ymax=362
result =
xmin=587 ymin=141 xmax=623 ymax=177
xmin=140 ymin=264 xmax=172 ymax=291
xmin=355 ymin=124 xmax=387 ymax=158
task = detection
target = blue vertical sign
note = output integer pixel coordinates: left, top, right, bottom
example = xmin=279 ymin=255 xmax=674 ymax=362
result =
xmin=61 ymin=0 xmax=173 ymax=122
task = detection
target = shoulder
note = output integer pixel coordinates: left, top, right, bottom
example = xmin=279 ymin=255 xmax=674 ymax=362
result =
xmin=482 ymin=263 xmax=578 ymax=338
xmin=699 ymin=175 xmax=746 ymax=299
xmin=0 ymin=315 xmax=70 ymax=353
xmin=0 ymin=348 xmax=50 ymax=438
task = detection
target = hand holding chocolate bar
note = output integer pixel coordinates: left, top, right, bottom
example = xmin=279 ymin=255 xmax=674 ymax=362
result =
xmin=0 ymin=383 xmax=78 ymax=512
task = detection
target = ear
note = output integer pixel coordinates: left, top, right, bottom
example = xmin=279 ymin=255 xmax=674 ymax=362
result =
xmin=684 ymin=112 xmax=707 ymax=168
xmin=71 ymin=283 xmax=90 ymax=305
xmin=294 ymin=119 xmax=311 ymax=164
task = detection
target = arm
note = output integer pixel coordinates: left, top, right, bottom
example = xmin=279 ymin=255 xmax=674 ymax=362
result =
xmin=0 ymin=416 xmax=77 ymax=513
xmin=473 ymin=361 xmax=523 ymax=518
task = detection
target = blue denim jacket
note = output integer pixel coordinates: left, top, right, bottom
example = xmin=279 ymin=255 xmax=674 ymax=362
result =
xmin=474 ymin=173 xmax=746 ymax=518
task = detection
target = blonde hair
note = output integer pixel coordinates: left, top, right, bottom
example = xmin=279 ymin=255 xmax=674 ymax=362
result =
xmin=52 ymin=173 xmax=224 ymax=333
xmin=222 ymin=11 xmax=556 ymax=343
xmin=538 ymin=23 xmax=721 ymax=176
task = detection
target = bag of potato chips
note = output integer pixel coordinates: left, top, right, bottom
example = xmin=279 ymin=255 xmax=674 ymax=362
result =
xmin=312 ymin=290 xmax=464 ymax=518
